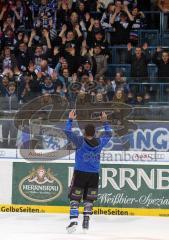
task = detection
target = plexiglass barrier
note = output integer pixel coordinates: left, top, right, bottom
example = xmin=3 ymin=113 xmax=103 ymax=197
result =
xmin=0 ymin=95 xmax=168 ymax=162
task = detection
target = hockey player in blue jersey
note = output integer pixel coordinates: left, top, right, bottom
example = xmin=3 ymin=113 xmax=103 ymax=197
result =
xmin=65 ymin=110 xmax=112 ymax=233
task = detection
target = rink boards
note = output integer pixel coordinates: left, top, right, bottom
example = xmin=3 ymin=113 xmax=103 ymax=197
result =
xmin=0 ymin=150 xmax=169 ymax=217
xmin=0 ymin=204 xmax=169 ymax=217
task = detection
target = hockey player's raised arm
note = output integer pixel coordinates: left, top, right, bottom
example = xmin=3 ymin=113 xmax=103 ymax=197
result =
xmin=64 ymin=110 xmax=83 ymax=148
xmin=99 ymin=112 xmax=112 ymax=148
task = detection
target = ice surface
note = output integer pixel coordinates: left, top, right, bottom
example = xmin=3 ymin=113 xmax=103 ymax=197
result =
xmin=0 ymin=213 xmax=168 ymax=240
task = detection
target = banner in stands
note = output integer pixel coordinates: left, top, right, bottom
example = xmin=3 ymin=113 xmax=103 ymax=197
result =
xmin=106 ymin=122 xmax=169 ymax=152
xmin=37 ymin=122 xmax=169 ymax=152
xmin=12 ymin=162 xmax=169 ymax=215
xmin=13 ymin=121 xmax=169 ymax=162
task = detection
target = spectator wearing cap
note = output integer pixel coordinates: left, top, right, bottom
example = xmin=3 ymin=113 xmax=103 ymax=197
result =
xmin=88 ymin=45 xmax=108 ymax=78
xmin=78 ymin=60 xmax=96 ymax=78
xmin=60 ymin=41 xmax=81 ymax=74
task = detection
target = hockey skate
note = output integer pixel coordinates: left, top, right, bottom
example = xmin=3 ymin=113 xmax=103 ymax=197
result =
xmin=82 ymin=215 xmax=89 ymax=233
xmin=66 ymin=221 xmax=78 ymax=234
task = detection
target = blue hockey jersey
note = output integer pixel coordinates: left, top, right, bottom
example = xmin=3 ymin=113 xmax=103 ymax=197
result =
xmin=64 ymin=119 xmax=112 ymax=173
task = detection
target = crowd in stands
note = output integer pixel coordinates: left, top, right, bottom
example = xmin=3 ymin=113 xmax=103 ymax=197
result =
xmin=0 ymin=0 xmax=169 ymax=111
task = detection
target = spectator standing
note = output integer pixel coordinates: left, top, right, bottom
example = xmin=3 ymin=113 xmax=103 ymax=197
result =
xmin=152 ymin=47 xmax=169 ymax=82
xmin=127 ymin=42 xmax=151 ymax=82
xmin=110 ymin=5 xmax=133 ymax=45
xmin=156 ymin=0 xmax=169 ymax=31
xmin=129 ymin=6 xmax=145 ymax=45
xmin=15 ymin=42 xmax=30 ymax=72
xmin=101 ymin=3 xmax=115 ymax=30
xmin=152 ymin=47 xmax=169 ymax=101
xmin=35 ymin=59 xmax=55 ymax=79
xmin=110 ymin=4 xmax=134 ymax=63
xmin=111 ymin=72 xmax=130 ymax=94
xmin=40 ymin=76 xmax=56 ymax=94
xmin=0 ymin=82 xmax=19 ymax=148
xmin=113 ymin=89 xmax=126 ymax=103
xmin=28 ymin=29 xmax=52 ymax=66
xmin=0 ymin=46 xmax=17 ymax=71
xmin=88 ymin=45 xmax=108 ymax=78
